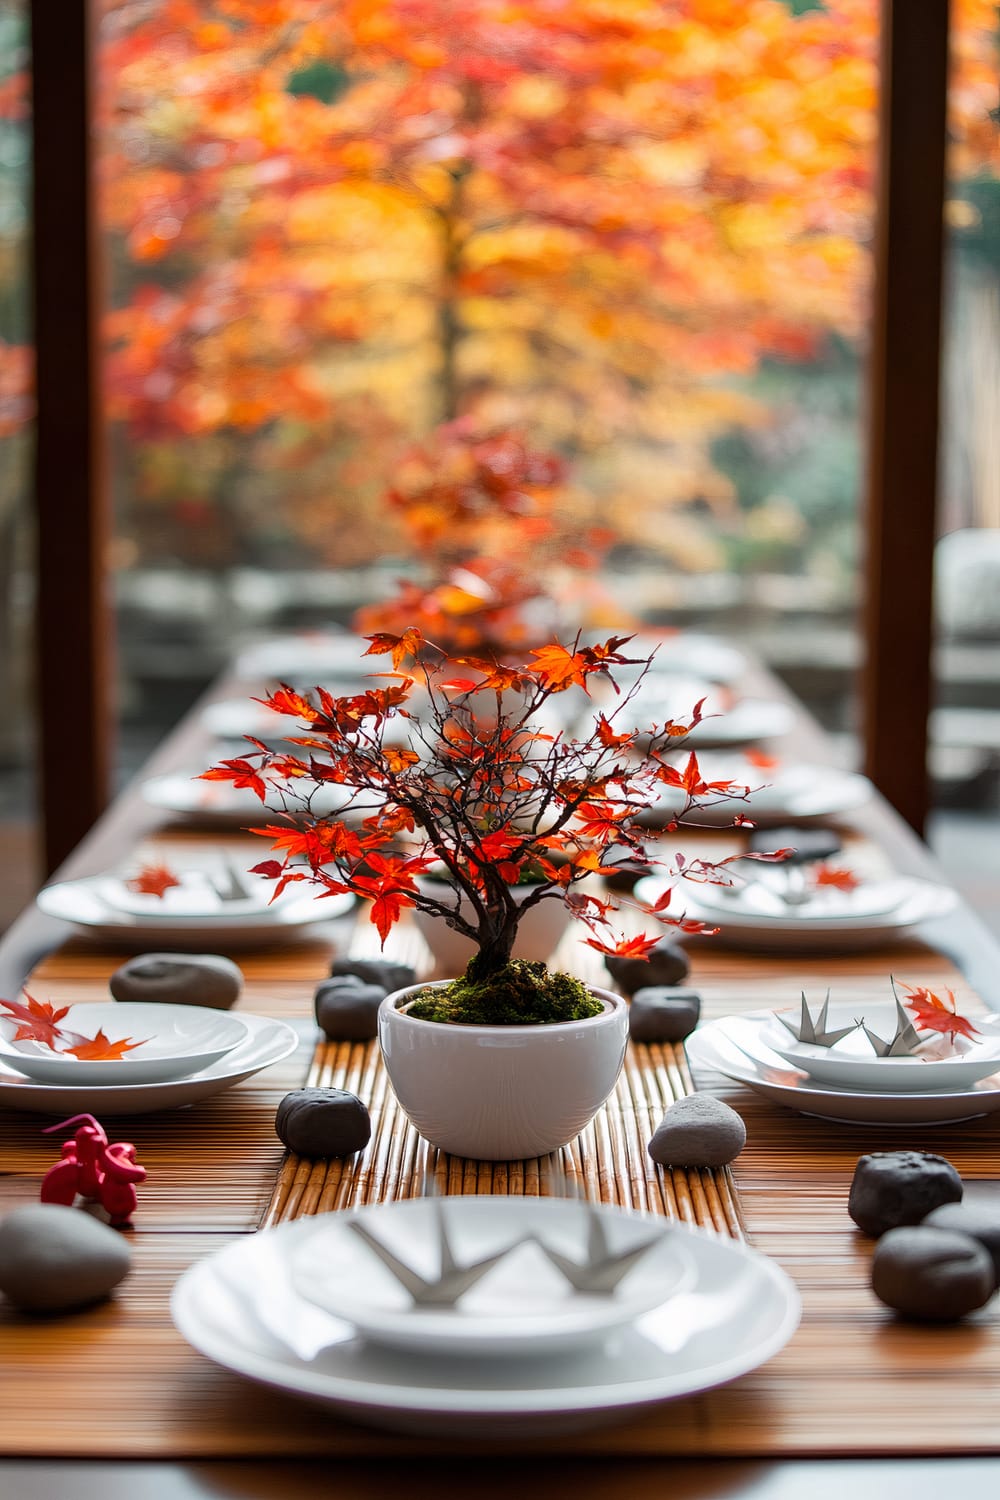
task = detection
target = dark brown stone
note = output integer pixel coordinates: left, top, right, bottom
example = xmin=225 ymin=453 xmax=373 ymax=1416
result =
xmin=329 ymin=958 xmax=416 ymax=993
xmin=314 ymin=978 xmax=387 ymax=1041
xmin=871 ymin=1227 xmax=995 ymax=1322
xmin=848 ymin=1151 xmax=963 ymax=1237
xmin=275 ymin=1088 xmax=371 ymax=1159
xmin=923 ymin=1203 xmax=1000 ymax=1285
xmin=605 ymin=938 xmax=689 ymax=997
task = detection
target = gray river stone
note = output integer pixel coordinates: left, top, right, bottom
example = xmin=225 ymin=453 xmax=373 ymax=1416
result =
xmin=848 ymin=1151 xmax=963 ymax=1237
xmin=923 ymin=1202 xmax=1000 ymax=1285
xmin=605 ymin=938 xmax=690 ymax=997
xmin=109 ymin=953 xmax=243 ymax=1009
xmin=0 ymin=1204 xmax=131 ymax=1313
xmin=629 ymin=988 xmax=701 ymax=1043
xmin=276 ymin=1088 xmax=372 ymax=1159
xmin=314 ymin=977 xmax=387 ymax=1041
xmin=871 ymin=1226 xmax=995 ymax=1322
xmin=648 ymin=1094 xmax=746 ymax=1168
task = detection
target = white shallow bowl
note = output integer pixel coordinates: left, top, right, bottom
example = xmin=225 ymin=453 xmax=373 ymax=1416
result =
xmin=0 ymin=1001 xmax=249 ymax=1086
xmin=761 ymin=1002 xmax=1000 ymax=1093
xmin=171 ymin=1213 xmax=800 ymax=1437
xmin=0 ymin=1012 xmax=299 ymax=1115
xmin=290 ymin=1197 xmax=696 ymax=1358
xmin=635 ymin=875 xmax=958 ymax=953
xmin=37 ymin=877 xmax=353 ymax=950
xmin=686 ymin=1017 xmax=1000 ymax=1126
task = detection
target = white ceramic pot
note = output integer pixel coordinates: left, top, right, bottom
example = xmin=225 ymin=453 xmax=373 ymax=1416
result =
xmin=412 ymin=878 xmax=573 ymax=973
xmin=377 ymin=981 xmax=629 ymax=1160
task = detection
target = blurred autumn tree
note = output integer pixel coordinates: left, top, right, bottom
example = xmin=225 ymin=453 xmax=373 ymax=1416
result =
xmin=81 ymin=1 xmax=1000 ymax=588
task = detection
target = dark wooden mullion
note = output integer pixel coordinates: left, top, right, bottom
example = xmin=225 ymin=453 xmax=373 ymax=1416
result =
xmin=30 ymin=1 xmax=114 ymax=874
xmin=862 ymin=0 xmax=950 ymax=835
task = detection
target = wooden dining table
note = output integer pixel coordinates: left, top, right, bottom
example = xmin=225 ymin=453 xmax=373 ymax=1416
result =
xmin=2 ymin=648 xmax=1000 ymax=1499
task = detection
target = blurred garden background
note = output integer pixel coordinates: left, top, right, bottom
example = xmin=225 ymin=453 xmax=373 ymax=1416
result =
xmin=0 ymin=0 xmax=998 ymax=921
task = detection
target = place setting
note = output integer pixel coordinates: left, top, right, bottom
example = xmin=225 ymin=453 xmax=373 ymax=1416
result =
xmin=635 ymin=856 xmax=959 ymax=952
xmin=640 ymin=751 xmax=874 ymax=829
xmin=171 ymin=1193 xmax=800 ymax=1437
xmin=0 ymin=995 xmax=298 ymax=1116
xmin=610 ymin=675 xmax=796 ymax=750
xmin=686 ymin=985 xmax=1000 ymax=1126
xmin=36 ymin=858 xmax=354 ymax=948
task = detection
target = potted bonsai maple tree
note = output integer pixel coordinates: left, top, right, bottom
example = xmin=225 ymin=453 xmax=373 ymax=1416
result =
xmin=203 ymin=629 xmax=765 ymax=1158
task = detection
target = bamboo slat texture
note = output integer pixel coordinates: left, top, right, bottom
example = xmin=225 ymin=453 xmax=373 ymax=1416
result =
xmin=2 ymin=825 xmax=1000 ymax=1458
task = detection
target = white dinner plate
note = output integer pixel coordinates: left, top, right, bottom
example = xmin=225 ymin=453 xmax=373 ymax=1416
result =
xmin=685 ymin=876 xmax=910 ymax=923
xmin=141 ymin=771 xmax=369 ymax=830
xmin=37 ymin=876 xmax=353 ymax=948
xmin=634 ymin=875 xmax=957 ymax=952
xmin=0 ymin=1001 xmax=249 ymax=1085
xmin=625 ymin=678 xmax=794 ymax=749
xmin=761 ymin=1002 xmax=1000 ymax=1093
xmin=234 ymin=632 xmax=373 ymax=682
xmin=686 ymin=1017 xmax=1000 ymax=1125
xmin=641 ymin=757 xmax=873 ymax=828
xmin=171 ymin=1213 xmax=799 ymax=1437
xmin=616 ymin=633 xmax=748 ymax=685
xmin=201 ymin=699 xmax=304 ymax=742
xmin=0 ymin=1011 xmax=299 ymax=1115
xmin=290 ymin=1197 xmax=696 ymax=1358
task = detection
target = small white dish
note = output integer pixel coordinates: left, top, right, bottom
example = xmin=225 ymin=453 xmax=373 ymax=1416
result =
xmin=37 ymin=876 xmax=353 ymax=949
xmin=686 ymin=1017 xmax=1000 ymax=1126
xmin=635 ymin=875 xmax=957 ymax=952
xmin=761 ymin=1002 xmax=1000 ymax=1093
xmin=0 ymin=1011 xmax=298 ymax=1115
xmin=171 ymin=1213 xmax=800 ymax=1437
xmin=289 ymin=1197 xmax=696 ymax=1358
xmin=0 ymin=1001 xmax=249 ymax=1085
xmin=684 ymin=876 xmax=914 ymax=924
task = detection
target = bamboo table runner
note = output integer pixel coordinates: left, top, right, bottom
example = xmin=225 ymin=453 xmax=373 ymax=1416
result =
xmin=2 ymin=830 xmax=1000 ymax=1457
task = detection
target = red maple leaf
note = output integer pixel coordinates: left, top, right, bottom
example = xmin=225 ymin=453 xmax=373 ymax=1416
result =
xmin=126 ymin=863 xmax=182 ymax=899
xmin=64 ymin=1029 xmax=148 ymax=1061
xmin=199 ymin=758 xmax=267 ymax=800
xmin=0 ymin=993 xmax=71 ymax=1047
xmin=363 ymin=628 xmax=424 ymax=670
xmin=811 ymin=864 xmax=860 ymax=892
xmin=899 ymin=983 xmax=980 ymax=1043
xmin=583 ymin=932 xmax=662 ymax=959
xmin=528 ymin=642 xmax=592 ymax=692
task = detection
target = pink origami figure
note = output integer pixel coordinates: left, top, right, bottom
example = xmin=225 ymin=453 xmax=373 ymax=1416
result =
xmin=39 ymin=1114 xmax=147 ymax=1225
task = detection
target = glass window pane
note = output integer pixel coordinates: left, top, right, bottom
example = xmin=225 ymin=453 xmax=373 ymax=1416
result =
xmin=0 ymin=0 xmax=36 ymax=930
xmin=930 ymin=0 xmax=1000 ymax=921
xmin=98 ymin=1 xmax=879 ymax=776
